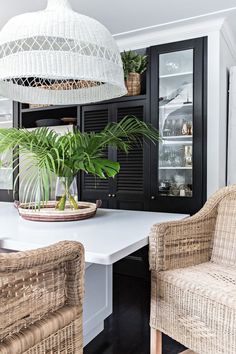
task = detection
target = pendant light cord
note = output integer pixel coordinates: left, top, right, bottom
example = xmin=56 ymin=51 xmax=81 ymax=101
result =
xmin=46 ymin=0 xmax=72 ymax=10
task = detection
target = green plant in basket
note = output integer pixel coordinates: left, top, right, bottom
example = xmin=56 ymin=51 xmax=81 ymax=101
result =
xmin=121 ymin=50 xmax=148 ymax=80
xmin=0 ymin=116 xmax=160 ymax=211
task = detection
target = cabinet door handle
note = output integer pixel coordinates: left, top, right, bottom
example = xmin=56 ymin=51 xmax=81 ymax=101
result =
xmin=112 ymin=194 xmax=116 ymax=198
xmin=151 ymin=196 xmax=155 ymax=200
xmin=108 ymin=194 xmax=112 ymax=198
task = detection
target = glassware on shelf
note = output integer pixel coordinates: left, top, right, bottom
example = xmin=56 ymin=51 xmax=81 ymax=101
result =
xmin=184 ymin=146 xmax=192 ymax=167
xmin=165 ymin=60 xmax=180 ymax=74
xmin=178 ymin=184 xmax=192 ymax=197
xmin=162 ymin=105 xmax=193 ymax=137
xmin=159 ymin=145 xmax=185 ymax=168
xmin=182 ymin=121 xmax=188 ymax=135
xmin=169 ymin=184 xmax=180 ymax=196
xmin=158 ymin=49 xmax=193 ymax=198
xmin=174 ymin=173 xmax=185 ymax=186
xmin=160 ymin=50 xmax=193 ymax=76
xmin=159 ymin=180 xmax=171 ymax=195
xmin=187 ymin=122 xmax=193 ymax=135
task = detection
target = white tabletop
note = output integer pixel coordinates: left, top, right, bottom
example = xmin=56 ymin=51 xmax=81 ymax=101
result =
xmin=0 ymin=203 xmax=188 ymax=265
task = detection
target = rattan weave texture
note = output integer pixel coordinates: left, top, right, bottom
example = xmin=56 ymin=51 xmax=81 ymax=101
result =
xmin=0 ymin=241 xmax=84 ymax=354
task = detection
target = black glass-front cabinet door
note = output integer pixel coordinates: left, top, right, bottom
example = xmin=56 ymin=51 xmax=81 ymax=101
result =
xmin=150 ymin=38 xmax=207 ymax=214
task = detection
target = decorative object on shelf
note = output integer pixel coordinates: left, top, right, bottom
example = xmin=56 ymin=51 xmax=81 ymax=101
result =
xmin=159 ymin=180 xmax=171 ymax=195
xmin=178 ymin=184 xmax=192 ymax=197
xmin=125 ymin=73 xmax=141 ymax=96
xmin=0 ymin=116 xmax=159 ymax=220
xmin=61 ymin=117 xmax=77 ymax=125
xmin=187 ymin=122 xmax=193 ymax=135
xmin=169 ymin=184 xmax=180 ymax=196
xmin=121 ymin=50 xmax=148 ymax=96
xmin=165 ymin=60 xmax=180 ymax=74
xmin=35 ymin=119 xmax=62 ymax=127
xmin=184 ymin=146 xmax=192 ymax=167
xmin=181 ymin=120 xmax=188 ymax=135
xmin=0 ymin=0 xmax=127 ymax=105
xmin=174 ymin=173 xmax=185 ymax=187
xmin=159 ymin=83 xmax=192 ymax=107
xmin=163 ymin=105 xmax=192 ymax=136
xmin=29 ymin=104 xmax=51 ymax=109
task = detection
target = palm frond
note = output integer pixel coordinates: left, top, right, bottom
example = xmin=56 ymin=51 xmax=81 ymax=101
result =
xmin=0 ymin=116 xmax=160 ymax=206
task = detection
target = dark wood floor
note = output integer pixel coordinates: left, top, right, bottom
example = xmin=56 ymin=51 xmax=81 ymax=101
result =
xmin=84 ymin=274 xmax=186 ymax=354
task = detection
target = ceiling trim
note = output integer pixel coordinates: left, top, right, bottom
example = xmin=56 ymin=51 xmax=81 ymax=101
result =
xmin=114 ymin=6 xmax=236 ymax=37
xmin=114 ymin=16 xmax=226 ymax=51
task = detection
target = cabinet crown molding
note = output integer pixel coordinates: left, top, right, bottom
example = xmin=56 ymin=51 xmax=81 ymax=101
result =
xmin=114 ymin=17 xmax=225 ymax=51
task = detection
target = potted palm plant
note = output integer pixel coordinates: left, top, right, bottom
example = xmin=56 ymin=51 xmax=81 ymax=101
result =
xmin=0 ymin=116 xmax=159 ymax=221
xmin=121 ymin=51 xmax=148 ymax=96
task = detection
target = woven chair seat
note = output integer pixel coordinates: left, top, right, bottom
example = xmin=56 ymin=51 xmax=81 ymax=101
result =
xmin=151 ymin=262 xmax=236 ymax=354
xmin=159 ymin=262 xmax=236 ymax=308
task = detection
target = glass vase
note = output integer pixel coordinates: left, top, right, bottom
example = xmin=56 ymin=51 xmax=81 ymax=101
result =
xmin=55 ymin=176 xmax=78 ymax=210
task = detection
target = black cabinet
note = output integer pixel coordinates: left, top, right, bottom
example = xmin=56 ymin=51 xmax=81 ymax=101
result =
xmin=80 ymin=100 xmax=149 ymax=211
xmin=80 ymin=37 xmax=207 ymax=214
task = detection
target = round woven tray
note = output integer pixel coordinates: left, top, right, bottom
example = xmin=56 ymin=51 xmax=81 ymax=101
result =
xmin=17 ymin=201 xmax=98 ymax=222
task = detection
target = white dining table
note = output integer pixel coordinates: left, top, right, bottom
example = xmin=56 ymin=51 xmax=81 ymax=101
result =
xmin=0 ymin=202 xmax=188 ymax=346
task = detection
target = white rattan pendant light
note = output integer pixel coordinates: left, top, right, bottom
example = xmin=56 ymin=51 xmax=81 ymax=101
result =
xmin=0 ymin=0 xmax=127 ymax=104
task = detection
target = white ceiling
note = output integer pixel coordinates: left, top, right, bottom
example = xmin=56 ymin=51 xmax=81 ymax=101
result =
xmin=0 ymin=0 xmax=236 ymax=35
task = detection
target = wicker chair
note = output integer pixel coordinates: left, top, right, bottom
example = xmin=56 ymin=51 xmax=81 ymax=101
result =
xmin=0 ymin=241 xmax=84 ymax=354
xmin=149 ymin=185 xmax=236 ymax=354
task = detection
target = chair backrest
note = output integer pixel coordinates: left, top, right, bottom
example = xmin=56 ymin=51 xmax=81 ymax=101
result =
xmin=0 ymin=241 xmax=84 ymax=344
xmin=211 ymin=193 xmax=236 ymax=266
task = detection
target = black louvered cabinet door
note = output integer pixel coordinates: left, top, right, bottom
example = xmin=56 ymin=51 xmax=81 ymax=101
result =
xmin=112 ymin=101 xmax=149 ymax=211
xmin=80 ymin=105 xmax=113 ymax=208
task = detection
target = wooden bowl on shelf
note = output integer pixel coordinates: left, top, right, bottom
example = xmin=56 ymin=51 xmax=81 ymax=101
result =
xmin=61 ymin=117 xmax=77 ymax=125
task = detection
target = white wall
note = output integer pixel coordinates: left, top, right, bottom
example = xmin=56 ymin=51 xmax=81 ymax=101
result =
xmin=219 ymin=29 xmax=236 ymax=187
xmin=115 ymin=19 xmax=236 ymax=198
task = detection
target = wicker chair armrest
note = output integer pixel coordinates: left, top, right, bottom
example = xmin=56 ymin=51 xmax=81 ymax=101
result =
xmin=149 ymin=215 xmax=215 ymax=271
xmin=0 ymin=240 xmax=85 ymax=306
xmin=149 ymin=185 xmax=236 ymax=271
xmin=0 ymin=241 xmax=83 ymax=271
xmin=0 ymin=241 xmax=84 ymax=341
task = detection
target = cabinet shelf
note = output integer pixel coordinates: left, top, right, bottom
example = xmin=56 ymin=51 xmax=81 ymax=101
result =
xmin=159 ymin=166 xmax=192 ymax=170
xmin=162 ymin=135 xmax=193 ymax=145
xmin=163 ymin=135 xmax=192 ymax=139
xmin=159 ymin=71 xmax=193 ymax=79
xmin=163 ymin=135 xmax=192 ymax=140
xmin=159 ymin=103 xmax=192 ymax=109
xmin=21 ymin=105 xmax=77 ymax=113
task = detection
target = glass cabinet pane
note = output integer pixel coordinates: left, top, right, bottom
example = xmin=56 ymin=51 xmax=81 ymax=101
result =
xmin=158 ymin=49 xmax=193 ymax=197
xmin=0 ymin=97 xmax=13 ymax=190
